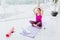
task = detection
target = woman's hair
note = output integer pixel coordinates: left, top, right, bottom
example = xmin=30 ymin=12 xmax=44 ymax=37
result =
xmin=38 ymin=8 xmax=41 ymax=11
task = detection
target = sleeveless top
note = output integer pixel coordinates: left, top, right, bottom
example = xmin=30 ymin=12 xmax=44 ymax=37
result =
xmin=36 ymin=13 xmax=42 ymax=22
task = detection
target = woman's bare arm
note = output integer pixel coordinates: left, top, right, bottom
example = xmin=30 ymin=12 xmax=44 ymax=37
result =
xmin=41 ymin=9 xmax=43 ymax=16
xmin=33 ymin=7 xmax=37 ymax=14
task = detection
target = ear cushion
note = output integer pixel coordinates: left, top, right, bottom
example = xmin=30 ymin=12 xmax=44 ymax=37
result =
xmin=52 ymin=11 xmax=58 ymax=17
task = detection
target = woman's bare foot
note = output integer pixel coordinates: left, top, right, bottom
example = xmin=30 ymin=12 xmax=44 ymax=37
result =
xmin=33 ymin=24 xmax=37 ymax=27
xmin=33 ymin=24 xmax=41 ymax=29
xmin=37 ymin=22 xmax=41 ymax=25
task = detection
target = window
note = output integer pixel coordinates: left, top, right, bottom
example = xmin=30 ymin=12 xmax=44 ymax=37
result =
xmin=5 ymin=0 xmax=44 ymax=5
xmin=0 ymin=0 xmax=53 ymax=5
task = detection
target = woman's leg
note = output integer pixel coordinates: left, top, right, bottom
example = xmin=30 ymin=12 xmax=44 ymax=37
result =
xmin=37 ymin=22 xmax=42 ymax=27
xmin=29 ymin=20 xmax=36 ymax=24
xmin=29 ymin=20 xmax=37 ymax=27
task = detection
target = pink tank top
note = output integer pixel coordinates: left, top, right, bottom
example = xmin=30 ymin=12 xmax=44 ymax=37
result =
xmin=36 ymin=13 xmax=42 ymax=22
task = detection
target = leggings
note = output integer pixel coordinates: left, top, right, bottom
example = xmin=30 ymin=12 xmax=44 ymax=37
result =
xmin=30 ymin=20 xmax=42 ymax=27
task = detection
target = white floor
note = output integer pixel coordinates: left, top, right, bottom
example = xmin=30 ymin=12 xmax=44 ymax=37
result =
xmin=0 ymin=3 xmax=60 ymax=40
